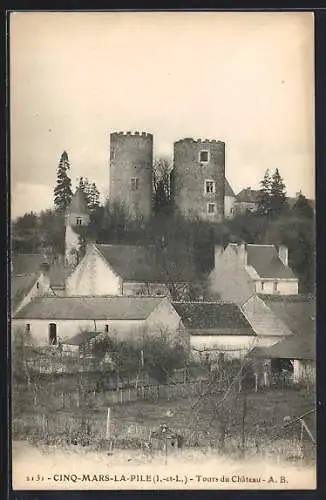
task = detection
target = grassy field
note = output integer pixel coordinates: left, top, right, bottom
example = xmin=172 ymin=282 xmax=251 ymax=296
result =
xmin=12 ymin=386 xmax=316 ymax=463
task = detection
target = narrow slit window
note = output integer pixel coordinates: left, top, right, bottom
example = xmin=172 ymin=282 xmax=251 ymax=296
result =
xmin=207 ymin=203 xmax=216 ymax=214
xmin=49 ymin=323 xmax=57 ymax=345
xmin=131 ymin=178 xmax=139 ymax=191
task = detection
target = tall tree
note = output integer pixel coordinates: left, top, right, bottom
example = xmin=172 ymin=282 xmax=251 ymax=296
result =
xmin=291 ymin=193 xmax=314 ymax=220
xmin=257 ymin=169 xmax=272 ymax=216
xmin=270 ymin=168 xmax=288 ymax=218
xmin=54 ymin=151 xmax=73 ymax=214
xmin=77 ymin=177 xmax=100 ymax=213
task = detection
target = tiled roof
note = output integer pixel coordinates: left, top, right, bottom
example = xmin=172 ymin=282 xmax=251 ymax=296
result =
xmin=12 ymin=253 xmax=47 ymax=275
xmin=48 ymin=261 xmax=74 ymax=288
xmin=95 ymin=244 xmax=195 ymax=282
xmin=172 ymin=302 xmax=256 ymax=335
xmin=246 ymin=244 xmax=296 ymax=279
xmin=66 ymin=188 xmax=88 ymax=215
xmin=250 ymin=332 xmax=315 ymax=360
xmin=241 ymin=295 xmax=293 ymax=337
xmin=259 ymin=294 xmax=315 ymax=337
xmin=236 ymin=188 xmax=260 ymax=203
xmin=225 ymin=178 xmax=236 ymax=198
xmin=14 ymin=296 xmax=165 ymax=320
xmin=12 ymin=274 xmax=39 ymax=311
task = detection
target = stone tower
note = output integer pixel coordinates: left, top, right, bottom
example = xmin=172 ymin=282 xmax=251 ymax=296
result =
xmin=171 ymin=138 xmax=225 ymax=221
xmin=65 ymin=188 xmax=90 ymax=266
xmin=109 ymin=131 xmax=153 ymax=221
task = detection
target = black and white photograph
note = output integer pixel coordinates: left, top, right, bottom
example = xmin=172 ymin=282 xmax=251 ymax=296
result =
xmin=10 ymin=11 xmax=316 ymax=491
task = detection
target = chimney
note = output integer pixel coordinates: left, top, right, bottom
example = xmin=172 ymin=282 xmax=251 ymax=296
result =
xmin=278 ymin=245 xmax=288 ymax=266
xmin=238 ymin=242 xmax=247 ymax=266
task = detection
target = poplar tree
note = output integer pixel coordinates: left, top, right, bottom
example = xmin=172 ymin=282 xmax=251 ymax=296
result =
xmin=270 ymin=168 xmax=287 ymax=218
xmin=257 ymin=169 xmax=272 ymax=216
xmin=54 ymin=151 xmax=73 ymax=214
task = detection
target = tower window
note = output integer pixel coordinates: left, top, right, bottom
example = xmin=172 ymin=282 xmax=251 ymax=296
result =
xmin=49 ymin=323 xmax=57 ymax=345
xmin=207 ymin=203 xmax=216 ymax=214
xmin=261 ymin=281 xmax=265 ymax=291
xmin=25 ymin=323 xmax=31 ymax=333
xmin=104 ymin=324 xmax=109 ymax=333
xmin=131 ymin=178 xmax=139 ymax=191
xmin=273 ymin=282 xmax=278 ymax=293
xmin=205 ymin=180 xmax=215 ymax=194
xmin=76 ymin=217 xmax=82 ymax=225
xmin=199 ymin=150 xmax=209 ymax=163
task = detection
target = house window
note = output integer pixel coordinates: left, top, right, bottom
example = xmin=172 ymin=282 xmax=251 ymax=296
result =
xmin=49 ymin=323 xmax=57 ymax=345
xmin=207 ymin=203 xmax=216 ymax=215
xmin=261 ymin=281 xmax=265 ymax=291
xmin=131 ymin=178 xmax=139 ymax=191
xmin=205 ymin=180 xmax=215 ymax=194
xmin=199 ymin=150 xmax=209 ymax=163
xmin=25 ymin=323 xmax=31 ymax=333
xmin=76 ymin=217 xmax=82 ymax=225
xmin=273 ymin=282 xmax=278 ymax=293
xmin=104 ymin=324 xmax=109 ymax=333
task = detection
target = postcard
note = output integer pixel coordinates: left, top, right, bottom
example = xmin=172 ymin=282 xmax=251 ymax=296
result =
xmin=10 ymin=10 xmax=316 ymax=491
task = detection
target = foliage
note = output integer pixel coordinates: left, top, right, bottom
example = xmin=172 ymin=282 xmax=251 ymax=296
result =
xmin=291 ymin=193 xmax=314 ymax=220
xmin=257 ymin=169 xmax=272 ymax=216
xmin=54 ymin=151 xmax=73 ymax=214
xmin=77 ymin=177 xmax=101 ymax=213
xmin=153 ymin=157 xmax=173 ymax=217
xmin=270 ymin=168 xmax=288 ymax=218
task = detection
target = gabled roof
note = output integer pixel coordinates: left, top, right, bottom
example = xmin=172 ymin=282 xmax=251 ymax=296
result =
xmin=172 ymin=302 xmax=256 ymax=335
xmin=250 ymin=332 xmax=315 ymax=360
xmin=225 ymin=178 xmax=236 ymax=198
xmin=246 ymin=244 xmax=296 ymax=279
xmin=236 ymin=188 xmax=260 ymax=203
xmin=66 ymin=188 xmax=89 ymax=215
xmin=12 ymin=274 xmax=39 ymax=311
xmin=241 ymin=295 xmax=293 ymax=337
xmin=259 ymin=294 xmax=315 ymax=337
xmin=14 ymin=296 xmax=166 ymax=320
xmin=95 ymin=244 xmax=195 ymax=282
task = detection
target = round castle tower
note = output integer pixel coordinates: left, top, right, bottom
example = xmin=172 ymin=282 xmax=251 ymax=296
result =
xmin=172 ymin=138 xmax=225 ymax=221
xmin=109 ymin=131 xmax=153 ymax=221
xmin=65 ymin=188 xmax=90 ymax=267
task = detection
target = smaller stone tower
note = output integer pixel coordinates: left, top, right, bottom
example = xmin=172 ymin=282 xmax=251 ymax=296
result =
xmin=172 ymin=138 xmax=225 ymax=221
xmin=65 ymin=188 xmax=90 ymax=267
xmin=109 ymin=131 xmax=153 ymax=221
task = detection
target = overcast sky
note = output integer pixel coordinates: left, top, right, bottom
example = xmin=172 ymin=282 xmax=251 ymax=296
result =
xmin=10 ymin=11 xmax=314 ymax=219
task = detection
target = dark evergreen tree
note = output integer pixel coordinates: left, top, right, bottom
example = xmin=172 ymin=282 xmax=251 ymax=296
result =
xmin=291 ymin=193 xmax=314 ymax=219
xmin=54 ymin=151 xmax=73 ymax=214
xmin=270 ymin=168 xmax=288 ymax=218
xmin=257 ymin=169 xmax=272 ymax=216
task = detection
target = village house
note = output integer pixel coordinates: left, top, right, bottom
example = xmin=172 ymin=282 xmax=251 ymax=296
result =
xmin=12 ymin=295 xmax=183 ymax=346
xmin=172 ymin=301 xmax=257 ymax=361
xmin=234 ymin=187 xmax=260 ymax=214
xmin=209 ymin=242 xmax=299 ymax=304
xmin=65 ymin=242 xmax=196 ymax=299
xmin=12 ymin=254 xmax=55 ymax=315
xmin=224 ymin=178 xmax=237 ymax=218
xmin=247 ymin=294 xmax=315 ymax=386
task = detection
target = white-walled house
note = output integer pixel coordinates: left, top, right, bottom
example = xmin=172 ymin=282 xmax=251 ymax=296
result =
xmin=12 ymin=255 xmax=54 ymax=315
xmin=209 ymin=243 xmax=299 ymax=304
xmin=65 ymin=243 xmax=195 ymax=299
xmin=224 ymin=178 xmax=237 ymax=218
xmin=13 ymin=295 xmax=183 ymax=346
xmin=172 ymin=301 xmax=258 ymax=360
